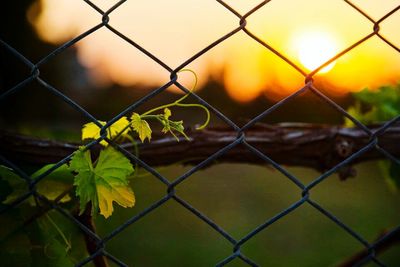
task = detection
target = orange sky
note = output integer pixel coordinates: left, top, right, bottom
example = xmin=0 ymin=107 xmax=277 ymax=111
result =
xmin=30 ymin=0 xmax=400 ymax=102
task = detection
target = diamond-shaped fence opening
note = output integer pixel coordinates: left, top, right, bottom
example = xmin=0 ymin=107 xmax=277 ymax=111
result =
xmin=1 ymin=1 xmax=400 ymax=266
xmin=239 ymin=204 xmax=368 ymax=266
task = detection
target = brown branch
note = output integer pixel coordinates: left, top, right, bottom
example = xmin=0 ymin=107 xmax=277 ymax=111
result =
xmin=336 ymin=228 xmax=400 ymax=267
xmin=1 ymin=123 xmax=399 ymax=173
xmin=74 ymin=204 xmax=109 ymax=267
xmin=1 ymin=124 xmax=399 ymax=264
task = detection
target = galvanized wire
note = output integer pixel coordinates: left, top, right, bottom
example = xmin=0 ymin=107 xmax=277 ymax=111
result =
xmin=1 ymin=0 xmax=400 ymax=266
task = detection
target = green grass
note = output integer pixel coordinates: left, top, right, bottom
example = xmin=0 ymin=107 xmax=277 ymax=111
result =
xmin=95 ymin=162 xmax=400 ymax=266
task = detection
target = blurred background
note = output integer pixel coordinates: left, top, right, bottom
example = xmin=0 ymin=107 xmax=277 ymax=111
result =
xmin=0 ymin=0 xmax=399 ymax=266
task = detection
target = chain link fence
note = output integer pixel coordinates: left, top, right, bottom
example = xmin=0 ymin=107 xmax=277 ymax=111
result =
xmin=1 ymin=0 xmax=400 ymax=266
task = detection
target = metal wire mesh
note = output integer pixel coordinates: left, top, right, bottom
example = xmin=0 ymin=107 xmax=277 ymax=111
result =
xmin=1 ymin=1 xmax=400 ymax=266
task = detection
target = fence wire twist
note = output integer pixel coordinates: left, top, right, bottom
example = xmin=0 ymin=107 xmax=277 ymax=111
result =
xmin=1 ymin=1 xmax=400 ymax=266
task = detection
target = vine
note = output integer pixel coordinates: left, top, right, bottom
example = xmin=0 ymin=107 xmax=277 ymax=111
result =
xmin=0 ymin=70 xmax=209 ymax=264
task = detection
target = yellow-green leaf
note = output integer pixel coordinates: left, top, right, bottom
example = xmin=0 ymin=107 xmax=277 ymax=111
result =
xmin=131 ymin=113 xmax=152 ymax=142
xmin=82 ymin=121 xmax=105 ymax=142
xmin=164 ymin=108 xmax=171 ymax=119
xmin=81 ymin=117 xmax=130 ymax=146
xmin=97 ymin=184 xmax=135 ymax=218
xmin=70 ymin=147 xmax=135 ymax=218
xmin=110 ymin=116 xmax=131 ymax=137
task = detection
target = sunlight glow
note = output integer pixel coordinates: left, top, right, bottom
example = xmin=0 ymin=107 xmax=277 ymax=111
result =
xmin=30 ymin=0 xmax=400 ymax=101
xmin=294 ymin=31 xmax=338 ymax=73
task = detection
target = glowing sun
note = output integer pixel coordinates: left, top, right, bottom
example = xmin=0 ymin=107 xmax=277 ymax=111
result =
xmin=294 ymin=31 xmax=339 ymax=73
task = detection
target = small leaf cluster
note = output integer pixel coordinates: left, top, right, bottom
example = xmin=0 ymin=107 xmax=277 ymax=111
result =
xmin=346 ymin=84 xmax=400 ymax=190
xmin=345 ymin=84 xmax=400 ymax=126
xmin=1 ymin=69 xmax=209 ymax=219
xmin=0 ymin=70 xmax=208 ymax=264
xmin=1 ymin=106 xmax=194 ymax=219
xmin=76 ymin=103 xmax=203 ymax=218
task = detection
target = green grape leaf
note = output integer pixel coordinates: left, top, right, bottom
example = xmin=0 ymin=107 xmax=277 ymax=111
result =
xmin=131 ymin=113 xmax=152 ymax=142
xmin=347 ymin=84 xmax=400 ymax=127
xmin=0 ymin=164 xmax=73 ymax=205
xmin=348 ymin=85 xmax=400 ymax=188
xmin=70 ymin=147 xmax=135 ymax=218
xmin=82 ymin=116 xmax=130 ymax=146
xmin=70 ymin=148 xmax=98 ymax=214
xmin=32 ymin=164 xmax=74 ymax=203
xmin=0 ymin=166 xmax=27 ymax=205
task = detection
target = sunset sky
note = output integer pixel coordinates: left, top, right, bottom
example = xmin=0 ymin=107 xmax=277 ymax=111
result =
xmin=30 ymin=0 xmax=400 ymax=102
